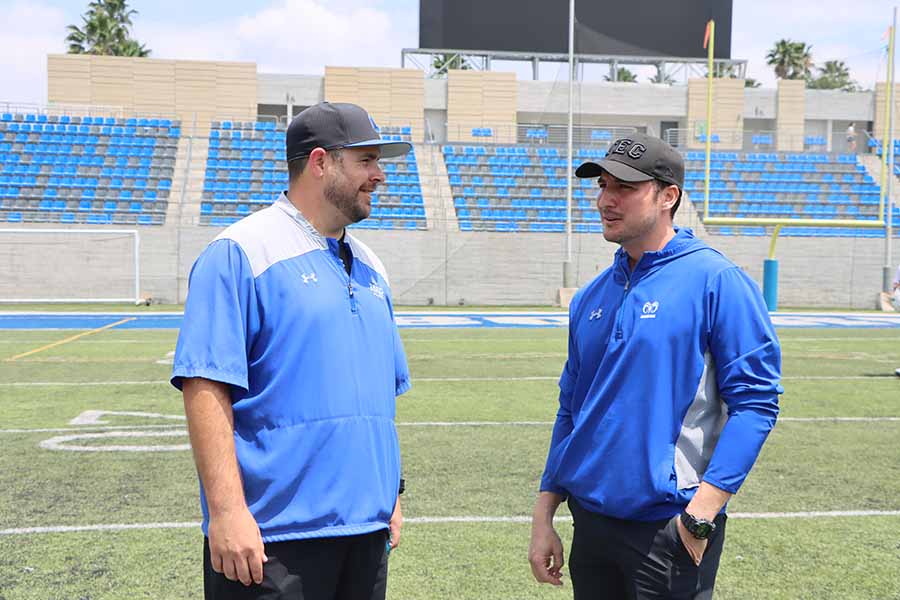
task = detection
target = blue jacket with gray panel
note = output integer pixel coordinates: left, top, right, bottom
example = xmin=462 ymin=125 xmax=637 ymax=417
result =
xmin=540 ymin=227 xmax=782 ymax=521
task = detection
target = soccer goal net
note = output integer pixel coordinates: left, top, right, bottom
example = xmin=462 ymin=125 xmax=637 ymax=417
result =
xmin=0 ymin=228 xmax=142 ymax=304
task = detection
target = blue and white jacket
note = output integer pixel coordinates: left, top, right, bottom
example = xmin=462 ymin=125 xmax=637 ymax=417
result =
xmin=172 ymin=194 xmax=410 ymax=542
xmin=540 ymin=227 xmax=782 ymax=521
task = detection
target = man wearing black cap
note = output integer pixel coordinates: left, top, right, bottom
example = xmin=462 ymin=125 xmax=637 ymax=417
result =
xmin=172 ymin=102 xmax=412 ymax=599
xmin=528 ymin=133 xmax=783 ymax=598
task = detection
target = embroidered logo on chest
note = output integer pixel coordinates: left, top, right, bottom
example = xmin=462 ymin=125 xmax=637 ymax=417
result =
xmin=301 ymin=272 xmax=317 ymax=285
xmin=588 ymin=308 xmax=603 ymax=321
xmin=640 ymin=301 xmax=659 ymax=319
xmin=369 ymin=279 xmax=385 ymax=300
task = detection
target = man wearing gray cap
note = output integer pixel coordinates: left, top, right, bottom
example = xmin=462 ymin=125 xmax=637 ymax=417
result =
xmin=528 ymin=133 xmax=783 ymax=599
xmin=173 ymin=102 xmax=411 ymax=599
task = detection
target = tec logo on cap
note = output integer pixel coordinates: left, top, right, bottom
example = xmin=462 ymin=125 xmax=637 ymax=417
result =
xmin=574 ymin=132 xmax=684 ymax=196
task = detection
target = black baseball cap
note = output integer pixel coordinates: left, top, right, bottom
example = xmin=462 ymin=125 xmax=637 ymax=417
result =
xmin=575 ymin=133 xmax=684 ymax=196
xmin=285 ymin=101 xmax=412 ymax=162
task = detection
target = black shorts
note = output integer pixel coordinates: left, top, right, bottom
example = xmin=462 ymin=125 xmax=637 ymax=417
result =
xmin=568 ymin=498 xmax=727 ymax=600
xmin=203 ymin=529 xmax=389 ymax=600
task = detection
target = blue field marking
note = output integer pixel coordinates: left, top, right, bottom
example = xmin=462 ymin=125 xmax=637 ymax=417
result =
xmin=1 ymin=312 xmax=899 ymax=330
xmin=770 ymin=313 xmax=900 ymax=328
xmin=0 ymin=314 xmax=183 ymax=330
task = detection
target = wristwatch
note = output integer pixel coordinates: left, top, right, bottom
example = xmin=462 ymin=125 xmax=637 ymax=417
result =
xmin=398 ymin=477 xmax=405 ymax=495
xmin=680 ymin=511 xmax=716 ymax=539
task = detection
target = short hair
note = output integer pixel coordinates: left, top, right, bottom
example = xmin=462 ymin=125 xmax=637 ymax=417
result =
xmin=654 ymin=179 xmax=682 ymax=219
xmin=287 ymin=148 xmax=343 ymax=183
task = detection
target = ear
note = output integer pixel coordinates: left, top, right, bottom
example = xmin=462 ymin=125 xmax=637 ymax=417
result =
xmin=308 ymin=148 xmax=328 ymax=177
xmin=659 ymin=184 xmax=679 ymax=212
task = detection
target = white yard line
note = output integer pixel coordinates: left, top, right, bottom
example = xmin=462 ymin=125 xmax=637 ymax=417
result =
xmin=780 ymin=337 xmax=900 ymax=342
xmin=2 ymin=416 xmax=900 ymax=435
xmin=0 ymin=381 xmax=167 ymax=387
xmin=0 ymin=522 xmax=201 ymax=535
xmin=410 ymin=353 xmax=566 ymax=360
xmin=0 ymin=424 xmax=186 ymax=434
xmin=8 ymin=358 xmax=158 ymax=363
xmin=415 ymin=376 xmax=557 ymax=382
xmin=782 ymin=375 xmax=898 ymax=380
xmin=0 ymin=340 xmax=171 ymax=345
xmin=778 ymin=417 xmax=900 ymax=422
xmin=4 ymin=510 xmax=900 ymax=536
xmin=398 ymin=421 xmax=554 ymax=426
xmin=4 ymin=374 xmax=898 ymax=388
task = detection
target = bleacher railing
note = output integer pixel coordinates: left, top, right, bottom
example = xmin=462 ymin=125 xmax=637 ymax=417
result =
xmin=0 ymin=102 xmax=128 ymax=119
xmin=666 ymin=128 xmax=867 ymax=154
xmin=665 ymin=128 xmax=744 ymax=149
xmin=444 ymin=123 xmax=640 ymax=147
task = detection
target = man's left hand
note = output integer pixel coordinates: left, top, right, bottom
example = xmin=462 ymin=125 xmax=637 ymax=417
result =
xmin=675 ymin=516 xmax=708 ymax=567
xmin=389 ymin=497 xmax=403 ymax=550
xmin=678 ymin=482 xmax=731 ymax=567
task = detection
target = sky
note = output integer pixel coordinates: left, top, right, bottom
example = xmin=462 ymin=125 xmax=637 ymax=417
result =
xmin=0 ymin=0 xmax=896 ymax=106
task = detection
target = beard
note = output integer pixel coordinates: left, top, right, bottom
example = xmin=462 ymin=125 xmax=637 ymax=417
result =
xmin=324 ymin=177 xmax=371 ymax=224
xmin=601 ymin=210 xmax=659 ymax=246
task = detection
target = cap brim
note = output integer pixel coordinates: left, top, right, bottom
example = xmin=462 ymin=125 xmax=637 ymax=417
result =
xmin=343 ymin=139 xmax=412 ymax=159
xmin=575 ymin=159 xmax=654 ymax=182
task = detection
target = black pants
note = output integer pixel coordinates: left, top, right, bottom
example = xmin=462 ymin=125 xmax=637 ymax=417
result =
xmin=568 ymin=499 xmax=727 ymax=600
xmin=203 ymin=530 xmax=389 ymax=600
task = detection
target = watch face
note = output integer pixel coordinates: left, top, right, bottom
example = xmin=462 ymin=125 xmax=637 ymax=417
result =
xmin=681 ymin=512 xmax=714 ymax=539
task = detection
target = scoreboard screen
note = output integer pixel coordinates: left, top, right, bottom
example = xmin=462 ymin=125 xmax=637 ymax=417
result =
xmin=419 ymin=0 xmax=732 ymax=59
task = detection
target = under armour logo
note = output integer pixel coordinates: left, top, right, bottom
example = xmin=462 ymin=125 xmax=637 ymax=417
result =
xmin=301 ymin=272 xmax=317 ymax=284
xmin=589 ymin=308 xmax=603 ymax=321
xmin=640 ymin=301 xmax=659 ymax=319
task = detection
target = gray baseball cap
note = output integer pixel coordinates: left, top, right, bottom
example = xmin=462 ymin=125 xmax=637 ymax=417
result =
xmin=285 ymin=102 xmax=412 ymax=162
xmin=575 ymin=133 xmax=684 ymax=195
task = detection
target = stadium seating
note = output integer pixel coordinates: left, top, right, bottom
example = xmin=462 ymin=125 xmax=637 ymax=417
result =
xmin=684 ymin=150 xmax=900 ymax=237
xmin=0 ymin=112 xmax=177 ymax=225
xmin=443 ymin=143 xmax=604 ymax=233
xmin=442 ymin=143 xmax=897 ymax=237
xmin=202 ymin=121 xmax=425 ymax=230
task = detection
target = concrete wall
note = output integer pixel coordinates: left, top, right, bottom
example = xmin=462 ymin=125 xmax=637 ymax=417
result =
xmin=517 ymin=81 xmax=687 ymax=118
xmin=743 ymin=89 xmax=776 ymax=120
xmin=254 ymin=74 xmax=880 ymax=131
xmin=48 ymin=54 xmax=257 ymax=134
xmin=0 ymin=219 xmax=888 ymax=309
xmin=806 ymin=90 xmax=873 ymax=122
xmin=776 ymin=80 xmax=806 ymax=152
xmin=257 ymin=73 xmax=324 ymax=109
xmin=446 ymin=71 xmax=517 ymax=143
xmin=874 ymin=83 xmax=900 ymax=139
xmin=687 ymin=78 xmax=745 ymax=149
xmin=324 ymin=67 xmax=426 ymax=139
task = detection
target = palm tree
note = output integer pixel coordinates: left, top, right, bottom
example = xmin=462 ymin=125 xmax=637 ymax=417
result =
xmin=431 ymin=53 xmax=470 ymax=74
xmin=807 ymin=60 xmax=858 ymax=91
xmin=66 ymin=0 xmax=150 ymax=57
xmin=605 ymin=67 xmax=637 ymax=83
xmin=649 ymin=67 xmax=674 ymax=85
xmin=765 ymin=39 xmax=812 ymax=80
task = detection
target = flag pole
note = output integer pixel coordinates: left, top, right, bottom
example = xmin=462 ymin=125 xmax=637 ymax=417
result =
xmin=563 ymin=0 xmax=575 ymax=288
xmin=703 ymin=20 xmax=715 ymax=222
xmin=884 ymin=8 xmax=897 ymax=292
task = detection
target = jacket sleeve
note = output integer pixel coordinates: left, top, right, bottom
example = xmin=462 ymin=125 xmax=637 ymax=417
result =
xmin=702 ymin=266 xmax=783 ymax=494
xmin=539 ymin=294 xmax=581 ymax=496
xmin=170 ymin=239 xmax=261 ymax=394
